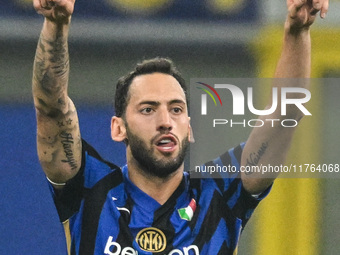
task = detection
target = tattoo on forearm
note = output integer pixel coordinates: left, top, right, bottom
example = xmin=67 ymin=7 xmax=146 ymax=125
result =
xmin=37 ymin=98 xmax=48 ymax=108
xmin=60 ymin=131 xmax=78 ymax=170
xmin=58 ymin=97 xmax=66 ymax=106
xmin=56 ymin=118 xmax=73 ymax=127
xmin=245 ymin=142 xmax=269 ymax=175
xmin=66 ymin=118 xmax=72 ymax=125
xmin=57 ymin=121 xmax=65 ymax=127
xmin=33 ymin=30 xmax=69 ymax=97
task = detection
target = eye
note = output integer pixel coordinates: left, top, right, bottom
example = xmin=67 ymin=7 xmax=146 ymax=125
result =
xmin=171 ymin=107 xmax=183 ymax=114
xmin=140 ymin=107 xmax=154 ymax=114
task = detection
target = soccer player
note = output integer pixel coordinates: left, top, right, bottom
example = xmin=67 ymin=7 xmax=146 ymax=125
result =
xmin=32 ymin=0 xmax=328 ymax=254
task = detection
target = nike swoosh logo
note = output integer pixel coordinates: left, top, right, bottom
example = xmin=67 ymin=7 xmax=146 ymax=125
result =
xmin=112 ymin=197 xmax=130 ymax=214
xmin=116 ymin=207 xmax=130 ymax=214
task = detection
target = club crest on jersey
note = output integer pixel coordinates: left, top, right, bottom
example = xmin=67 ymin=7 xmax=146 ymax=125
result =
xmin=178 ymin=199 xmax=197 ymax=221
xmin=135 ymin=227 xmax=167 ymax=252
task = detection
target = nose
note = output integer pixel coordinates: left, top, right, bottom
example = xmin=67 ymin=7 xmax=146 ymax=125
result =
xmin=157 ymin=108 xmax=172 ymax=132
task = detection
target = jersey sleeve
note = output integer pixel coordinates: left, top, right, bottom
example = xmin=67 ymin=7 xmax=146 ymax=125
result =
xmin=222 ymin=175 xmax=271 ymax=229
xmin=48 ymin=139 xmax=121 ymax=222
xmin=222 ymin=143 xmax=271 ymax=226
xmin=195 ymin=143 xmax=271 ymax=229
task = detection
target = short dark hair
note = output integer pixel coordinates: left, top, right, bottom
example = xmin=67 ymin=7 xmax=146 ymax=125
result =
xmin=114 ymin=57 xmax=187 ymax=117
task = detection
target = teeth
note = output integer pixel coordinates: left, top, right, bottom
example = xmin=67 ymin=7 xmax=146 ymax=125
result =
xmin=159 ymin=139 xmax=171 ymax=144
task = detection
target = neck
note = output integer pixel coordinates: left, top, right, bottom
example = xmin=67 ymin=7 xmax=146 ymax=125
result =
xmin=127 ymin=157 xmax=184 ymax=205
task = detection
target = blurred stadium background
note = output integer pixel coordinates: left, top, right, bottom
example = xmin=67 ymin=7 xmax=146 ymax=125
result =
xmin=1 ymin=0 xmax=339 ymax=254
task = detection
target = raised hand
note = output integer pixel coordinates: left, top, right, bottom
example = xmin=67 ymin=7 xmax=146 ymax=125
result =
xmin=286 ymin=0 xmax=329 ymax=32
xmin=33 ymin=0 xmax=75 ymax=23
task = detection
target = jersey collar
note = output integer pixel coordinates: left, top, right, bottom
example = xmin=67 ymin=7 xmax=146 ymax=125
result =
xmin=121 ymin=165 xmax=187 ymax=213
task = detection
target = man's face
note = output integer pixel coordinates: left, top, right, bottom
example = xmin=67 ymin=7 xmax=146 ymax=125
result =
xmin=124 ymin=72 xmax=190 ymax=178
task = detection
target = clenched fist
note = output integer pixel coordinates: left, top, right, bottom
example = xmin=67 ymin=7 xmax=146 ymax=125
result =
xmin=286 ymin=0 xmax=329 ymax=32
xmin=33 ymin=0 xmax=75 ymax=23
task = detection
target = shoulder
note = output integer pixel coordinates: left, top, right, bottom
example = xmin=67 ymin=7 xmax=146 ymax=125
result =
xmin=81 ymin=139 xmax=122 ymax=189
xmin=188 ymin=142 xmax=245 ymax=184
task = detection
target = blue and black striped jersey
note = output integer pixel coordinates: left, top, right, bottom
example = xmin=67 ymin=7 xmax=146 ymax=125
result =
xmin=49 ymin=140 xmax=269 ymax=255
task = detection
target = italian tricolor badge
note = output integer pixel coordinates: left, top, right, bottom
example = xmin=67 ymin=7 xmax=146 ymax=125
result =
xmin=178 ymin=199 xmax=197 ymax=221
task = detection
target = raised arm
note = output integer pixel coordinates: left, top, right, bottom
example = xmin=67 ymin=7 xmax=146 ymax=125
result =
xmin=241 ymin=0 xmax=329 ymax=194
xmin=32 ymin=0 xmax=81 ymax=187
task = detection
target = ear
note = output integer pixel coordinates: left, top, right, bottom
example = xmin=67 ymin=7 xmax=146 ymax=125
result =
xmin=111 ymin=116 xmax=127 ymax=142
xmin=188 ymin=117 xmax=195 ymax=143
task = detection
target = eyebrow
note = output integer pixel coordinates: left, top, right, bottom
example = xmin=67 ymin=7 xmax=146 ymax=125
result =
xmin=138 ymin=101 xmax=160 ymax=106
xmin=169 ymin=99 xmax=186 ymax=105
xmin=138 ymin=99 xmax=186 ymax=106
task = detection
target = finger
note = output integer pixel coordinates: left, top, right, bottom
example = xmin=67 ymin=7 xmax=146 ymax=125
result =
xmin=312 ymin=0 xmax=322 ymax=9
xmin=50 ymin=0 xmax=72 ymax=7
xmin=310 ymin=0 xmax=321 ymax=16
xmin=50 ymin=0 xmax=62 ymax=5
xmin=33 ymin=0 xmax=41 ymax=11
xmin=46 ymin=0 xmax=56 ymax=8
xmin=289 ymin=0 xmax=306 ymax=18
xmin=35 ymin=0 xmax=49 ymax=13
xmin=295 ymin=0 xmax=306 ymax=9
xmin=320 ymin=0 xmax=329 ymax=18
xmin=40 ymin=0 xmax=47 ymax=8
xmin=40 ymin=0 xmax=53 ymax=9
xmin=50 ymin=0 xmax=75 ymax=14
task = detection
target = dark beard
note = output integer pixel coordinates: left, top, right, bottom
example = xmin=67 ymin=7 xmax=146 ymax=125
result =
xmin=126 ymin=127 xmax=189 ymax=179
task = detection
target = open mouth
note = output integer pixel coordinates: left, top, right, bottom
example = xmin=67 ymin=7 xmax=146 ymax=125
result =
xmin=155 ymin=135 xmax=177 ymax=152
